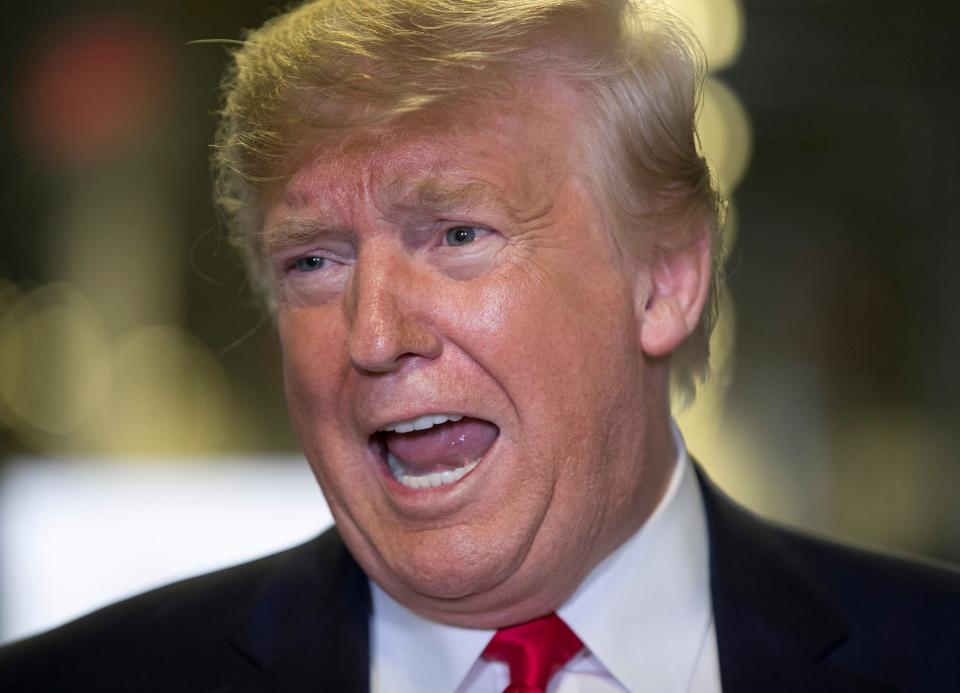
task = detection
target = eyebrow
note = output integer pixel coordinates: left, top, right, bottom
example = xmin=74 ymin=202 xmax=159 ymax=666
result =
xmin=261 ymin=218 xmax=341 ymax=256
xmin=381 ymin=177 xmax=516 ymax=217
xmin=262 ymin=175 xmax=540 ymax=255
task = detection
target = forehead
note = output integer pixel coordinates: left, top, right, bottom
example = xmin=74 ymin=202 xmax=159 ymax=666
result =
xmin=266 ymin=79 xmax=587 ymax=225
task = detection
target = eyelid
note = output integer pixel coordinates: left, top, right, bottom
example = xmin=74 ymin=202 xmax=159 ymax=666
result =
xmin=285 ymin=253 xmax=316 ymax=271
xmin=282 ymin=248 xmax=350 ymax=275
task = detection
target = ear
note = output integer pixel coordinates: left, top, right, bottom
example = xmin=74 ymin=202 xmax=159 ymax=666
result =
xmin=635 ymin=227 xmax=712 ymax=358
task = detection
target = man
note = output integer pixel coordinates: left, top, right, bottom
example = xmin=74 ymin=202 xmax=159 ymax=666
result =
xmin=2 ymin=0 xmax=958 ymax=691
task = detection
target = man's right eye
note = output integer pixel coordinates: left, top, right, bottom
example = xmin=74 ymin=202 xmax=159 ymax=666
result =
xmin=294 ymin=256 xmax=326 ymax=272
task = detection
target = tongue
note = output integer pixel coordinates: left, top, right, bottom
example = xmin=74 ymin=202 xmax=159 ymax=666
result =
xmin=384 ymin=417 xmax=499 ymax=475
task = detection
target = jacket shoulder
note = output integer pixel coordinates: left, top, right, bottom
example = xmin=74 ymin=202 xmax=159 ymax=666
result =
xmin=0 ymin=529 xmax=345 ymax=692
xmin=781 ymin=522 xmax=960 ymax=608
xmin=701 ymin=467 xmax=960 ymax=692
xmin=774 ymin=522 xmax=960 ymax=676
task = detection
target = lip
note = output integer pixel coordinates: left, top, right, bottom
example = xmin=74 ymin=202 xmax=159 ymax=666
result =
xmin=365 ymin=406 xmax=499 ymax=436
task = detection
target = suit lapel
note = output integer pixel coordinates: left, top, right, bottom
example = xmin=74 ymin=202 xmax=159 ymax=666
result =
xmin=225 ymin=468 xmax=898 ymax=692
xmin=696 ymin=466 xmax=894 ymax=692
xmin=231 ymin=527 xmax=371 ymax=693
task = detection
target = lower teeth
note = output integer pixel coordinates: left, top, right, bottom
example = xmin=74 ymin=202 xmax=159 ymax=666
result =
xmin=387 ymin=452 xmax=480 ymax=490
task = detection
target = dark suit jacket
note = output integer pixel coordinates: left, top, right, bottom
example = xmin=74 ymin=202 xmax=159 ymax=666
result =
xmin=2 ymin=469 xmax=959 ymax=692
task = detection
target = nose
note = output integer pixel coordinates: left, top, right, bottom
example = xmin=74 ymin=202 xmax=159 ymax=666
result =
xmin=345 ymin=247 xmax=442 ymax=373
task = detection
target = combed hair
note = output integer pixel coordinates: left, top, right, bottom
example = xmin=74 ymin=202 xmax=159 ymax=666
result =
xmin=213 ymin=0 xmax=726 ymax=401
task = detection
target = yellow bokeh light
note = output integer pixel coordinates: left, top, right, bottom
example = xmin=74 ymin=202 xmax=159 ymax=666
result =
xmin=663 ymin=0 xmax=745 ymax=72
xmin=0 ymin=282 xmax=112 ymax=438
xmin=666 ymin=0 xmax=757 ymax=505
xmin=698 ymin=77 xmax=753 ymax=196
xmin=90 ymin=324 xmax=231 ymax=455
xmin=0 ymin=279 xmax=24 ymax=430
xmin=0 ymin=283 xmax=231 ymax=455
xmin=720 ymin=198 xmax=738 ymax=258
xmin=674 ymin=293 xmax=779 ymax=506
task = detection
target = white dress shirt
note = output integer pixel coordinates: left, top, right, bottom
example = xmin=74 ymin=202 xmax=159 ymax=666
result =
xmin=370 ymin=433 xmax=722 ymax=693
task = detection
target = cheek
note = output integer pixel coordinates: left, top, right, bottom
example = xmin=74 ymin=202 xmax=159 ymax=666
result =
xmin=480 ymin=282 xmax=642 ymax=494
xmin=277 ymin=309 xmax=345 ymax=422
xmin=279 ymin=315 xmax=369 ymax=515
xmin=471 ymin=269 xmax=637 ymax=387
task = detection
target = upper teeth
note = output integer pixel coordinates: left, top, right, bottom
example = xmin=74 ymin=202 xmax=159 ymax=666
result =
xmin=379 ymin=413 xmax=463 ymax=434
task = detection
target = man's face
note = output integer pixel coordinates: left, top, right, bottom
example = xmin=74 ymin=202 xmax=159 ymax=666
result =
xmin=264 ymin=82 xmax=669 ymax=627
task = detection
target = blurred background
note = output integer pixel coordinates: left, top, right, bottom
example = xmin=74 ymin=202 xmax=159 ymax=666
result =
xmin=1 ymin=0 xmax=958 ymax=643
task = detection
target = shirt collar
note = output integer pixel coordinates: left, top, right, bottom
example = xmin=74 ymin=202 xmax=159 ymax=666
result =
xmin=369 ymin=425 xmax=711 ymax=693
xmin=558 ymin=429 xmax=713 ymax=692
xmin=370 ymin=585 xmax=492 ymax=693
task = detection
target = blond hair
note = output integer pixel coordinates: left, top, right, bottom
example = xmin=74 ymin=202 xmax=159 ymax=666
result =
xmin=213 ymin=0 xmax=725 ymax=400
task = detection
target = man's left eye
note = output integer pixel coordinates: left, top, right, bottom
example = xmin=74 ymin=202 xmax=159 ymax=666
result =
xmin=444 ymin=226 xmax=484 ymax=246
xmin=294 ymin=256 xmax=327 ymax=272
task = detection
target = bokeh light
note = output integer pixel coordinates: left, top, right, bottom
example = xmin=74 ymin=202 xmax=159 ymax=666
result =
xmin=17 ymin=17 xmax=177 ymax=168
xmin=91 ymin=325 xmax=230 ymax=454
xmin=665 ymin=0 xmax=745 ymax=71
xmin=699 ymin=77 xmax=753 ymax=198
xmin=0 ymin=282 xmax=230 ymax=455
xmin=667 ymin=0 xmax=752 ymax=504
xmin=0 ymin=283 xmax=112 ymax=440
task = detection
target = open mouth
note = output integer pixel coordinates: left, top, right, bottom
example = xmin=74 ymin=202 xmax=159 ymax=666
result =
xmin=373 ymin=413 xmax=499 ymax=490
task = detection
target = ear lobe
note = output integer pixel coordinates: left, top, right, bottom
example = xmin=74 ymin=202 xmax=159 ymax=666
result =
xmin=637 ymin=230 xmax=712 ymax=358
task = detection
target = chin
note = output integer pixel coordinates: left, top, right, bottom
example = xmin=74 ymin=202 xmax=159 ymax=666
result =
xmin=379 ymin=535 xmax=586 ymax=630
xmin=377 ymin=527 xmax=530 ymax=603
xmin=392 ymin=558 xmax=571 ymax=629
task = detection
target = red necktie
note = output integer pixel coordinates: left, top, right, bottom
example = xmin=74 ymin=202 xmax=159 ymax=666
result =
xmin=481 ymin=613 xmax=584 ymax=693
